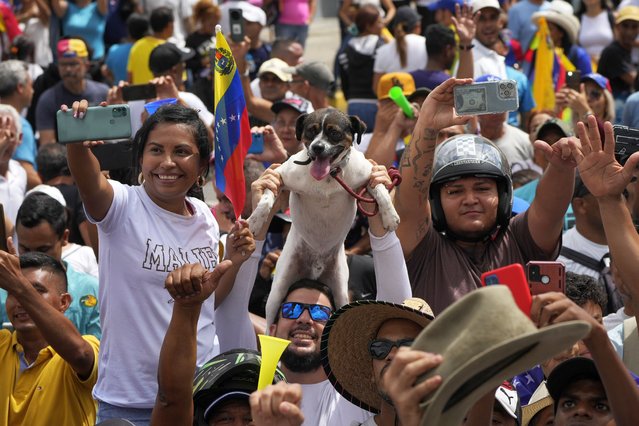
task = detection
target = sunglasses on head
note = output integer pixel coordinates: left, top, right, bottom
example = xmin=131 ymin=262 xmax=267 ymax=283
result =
xmin=369 ymin=338 xmax=414 ymax=360
xmin=280 ymin=302 xmax=332 ymax=322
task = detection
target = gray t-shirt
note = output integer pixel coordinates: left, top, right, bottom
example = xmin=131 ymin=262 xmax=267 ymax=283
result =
xmin=407 ymin=211 xmax=557 ymax=315
xmin=35 ymin=79 xmax=109 ymax=132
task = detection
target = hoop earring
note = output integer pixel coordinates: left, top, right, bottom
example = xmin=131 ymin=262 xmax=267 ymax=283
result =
xmin=197 ymin=175 xmax=205 ymax=187
xmin=138 ymin=172 xmax=145 ymax=185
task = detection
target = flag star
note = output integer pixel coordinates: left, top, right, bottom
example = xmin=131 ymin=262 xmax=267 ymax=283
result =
xmin=220 ymin=118 xmax=227 ymax=125
xmin=229 ymin=114 xmax=236 ymax=121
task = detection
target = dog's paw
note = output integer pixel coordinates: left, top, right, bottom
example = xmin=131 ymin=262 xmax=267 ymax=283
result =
xmin=381 ymin=206 xmax=401 ymax=232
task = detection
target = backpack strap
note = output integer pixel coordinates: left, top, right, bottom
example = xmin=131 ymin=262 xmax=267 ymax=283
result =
xmin=560 ymin=246 xmax=604 ymax=271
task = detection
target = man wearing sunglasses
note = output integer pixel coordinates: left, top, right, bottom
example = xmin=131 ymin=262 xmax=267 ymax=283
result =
xmin=267 ymin=279 xmax=372 ymax=425
xmin=320 ymin=298 xmax=435 ymax=426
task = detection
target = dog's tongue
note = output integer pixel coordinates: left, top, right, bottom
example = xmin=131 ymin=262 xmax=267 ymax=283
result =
xmin=310 ymin=157 xmax=331 ymax=180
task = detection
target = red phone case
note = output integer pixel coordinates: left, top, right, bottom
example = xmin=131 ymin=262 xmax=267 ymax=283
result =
xmin=526 ymin=261 xmax=566 ymax=295
xmin=481 ymin=264 xmax=532 ymax=316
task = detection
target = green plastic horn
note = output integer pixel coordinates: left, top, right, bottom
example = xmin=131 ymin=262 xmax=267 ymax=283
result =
xmin=389 ymin=86 xmax=414 ymax=118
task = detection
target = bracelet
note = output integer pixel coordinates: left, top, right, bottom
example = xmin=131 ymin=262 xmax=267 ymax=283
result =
xmin=459 ymin=43 xmax=474 ymax=51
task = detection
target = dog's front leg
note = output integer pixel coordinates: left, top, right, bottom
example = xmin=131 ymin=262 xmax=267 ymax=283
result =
xmin=369 ymin=184 xmax=401 ymax=232
xmin=247 ymin=189 xmax=276 ymax=236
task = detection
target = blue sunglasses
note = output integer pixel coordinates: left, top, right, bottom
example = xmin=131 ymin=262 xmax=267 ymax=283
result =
xmin=280 ymin=302 xmax=332 ymax=322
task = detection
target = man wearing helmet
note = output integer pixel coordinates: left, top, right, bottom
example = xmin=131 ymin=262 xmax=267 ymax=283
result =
xmin=395 ymin=78 xmax=579 ymax=315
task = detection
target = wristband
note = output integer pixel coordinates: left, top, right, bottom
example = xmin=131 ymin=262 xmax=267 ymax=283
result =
xmin=459 ymin=44 xmax=474 ymax=51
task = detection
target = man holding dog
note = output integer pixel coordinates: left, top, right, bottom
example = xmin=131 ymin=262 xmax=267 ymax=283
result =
xmin=395 ymin=78 xmax=578 ymax=314
xmin=246 ymin=156 xmax=412 ymax=425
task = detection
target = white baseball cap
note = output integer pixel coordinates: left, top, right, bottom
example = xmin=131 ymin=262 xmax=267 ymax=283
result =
xmin=472 ymin=0 xmax=501 ymax=14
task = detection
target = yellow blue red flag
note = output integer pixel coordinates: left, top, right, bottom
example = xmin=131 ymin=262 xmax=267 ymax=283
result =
xmin=214 ymin=26 xmax=251 ymax=220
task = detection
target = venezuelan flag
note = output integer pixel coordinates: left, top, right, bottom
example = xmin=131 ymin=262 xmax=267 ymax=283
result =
xmin=531 ymin=17 xmax=555 ymax=111
xmin=214 ymin=26 xmax=252 ymax=220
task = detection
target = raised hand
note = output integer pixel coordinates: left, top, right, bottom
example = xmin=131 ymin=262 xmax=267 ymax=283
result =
xmin=247 ymin=126 xmax=288 ymax=163
xmin=382 ymin=347 xmax=444 ymax=426
xmin=570 ymin=115 xmax=639 ymax=197
xmin=225 ymin=219 xmax=256 ymax=264
xmin=533 ymin=136 xmax=579 ymax=170
xmin=452 ymin=3 xmax=477 ymax=45
xmin=250 ymin=382 xmax=304 ymax=426
xmin=251 ymin=165 xmax=283 ymax=211
xmin=60 ymin=100 xmax=106 ymax=148
xmin=164 ymin=260 xmax=233 ymax=306
xmin=416 ymin=78 xmax=473 ymax=132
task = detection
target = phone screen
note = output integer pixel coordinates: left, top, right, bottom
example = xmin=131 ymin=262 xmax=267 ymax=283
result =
xmin=122 ymin=84 xmax=157 ymax=102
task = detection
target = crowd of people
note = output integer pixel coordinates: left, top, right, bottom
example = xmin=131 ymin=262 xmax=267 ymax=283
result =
xmin=3 ymin=0 xmax=639 ymax=425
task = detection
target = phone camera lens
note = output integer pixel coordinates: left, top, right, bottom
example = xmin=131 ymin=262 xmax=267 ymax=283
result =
xmin=529 ymin=265 xmax=540 ymax=280
xmin=541 ymin=275 xmax=550 ymax=285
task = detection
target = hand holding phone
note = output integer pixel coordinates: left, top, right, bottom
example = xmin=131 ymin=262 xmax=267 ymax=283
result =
xmin=565 ymin=70 xmax=581 ymax=91
xmin=249 ymin=132 xmax=264 ymax=154
xmin=56 ymin=105 xmax=132 ymax=144
xmin=229 ymin=8 xmax=244 ymax=43
xmin=454 ymin=80 xmax=519 ymax=116
xmin=122 ymin=84 xmax=157 ymax=101
xmin=526 ymin=261 xmax=565 ymax=295
xmin=481 ymin=263 xmax=532 ymax=316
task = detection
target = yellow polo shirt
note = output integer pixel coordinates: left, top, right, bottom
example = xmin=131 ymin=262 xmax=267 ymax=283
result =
xmin=0 ymin=330 xmax=99 ymax=426
xmin=127 ymin=35 xmax=165 ymax=84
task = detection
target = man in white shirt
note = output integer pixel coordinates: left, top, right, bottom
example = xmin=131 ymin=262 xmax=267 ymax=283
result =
xmin=471 ymin=0 xmax=507 ymax=78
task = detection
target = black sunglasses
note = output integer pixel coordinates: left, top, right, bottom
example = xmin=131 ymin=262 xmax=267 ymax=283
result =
xmin=280 ymin=302 xmax=332 ymax=322
xmin=369 ymin=338 xmax=414 ymax=360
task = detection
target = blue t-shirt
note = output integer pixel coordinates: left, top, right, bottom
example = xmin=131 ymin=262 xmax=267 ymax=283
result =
xmin=0 ymin=263 xmax=101 ymax=339
xmin=105 ymin=42 xmax=133 ymax=84
xmin=506 ymin=66 xmax=535 ymax=127
xmin=12 ymin=117 xmax=37 ymax=169
xmin=63 ymin=2 xmax=107 ymax=60
xmin=514 ymin=178 xmax=575 ymax=230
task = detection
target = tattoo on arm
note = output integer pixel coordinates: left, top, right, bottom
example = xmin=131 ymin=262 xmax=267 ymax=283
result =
xmin=416 ymin=217 xmax=430 ymax=242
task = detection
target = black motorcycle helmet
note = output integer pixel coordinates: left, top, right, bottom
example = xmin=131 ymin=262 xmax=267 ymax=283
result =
xmin=192 ymin=349 xmax=287 ymax=425
xmin=429 ymin=134 xmax=513 ymax=241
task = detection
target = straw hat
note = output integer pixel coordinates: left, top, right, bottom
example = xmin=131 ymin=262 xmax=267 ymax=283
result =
xmin=413 ymin=286 xmax=591 ymax=426
xmin=532 ymin=1 xmax=580 ymax=45
xmin=521 ymin=381 xmax=553 ymax=426
xmin=320 ymin=298 xmax=434 ymax=413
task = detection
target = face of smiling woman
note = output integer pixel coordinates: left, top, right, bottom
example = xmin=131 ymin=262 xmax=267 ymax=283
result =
xmin=139 ymin=122 xmax=205 ymax=215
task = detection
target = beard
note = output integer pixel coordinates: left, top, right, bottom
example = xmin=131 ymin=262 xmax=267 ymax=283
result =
xmin=280 ymin=346 xmax=322 ymax=373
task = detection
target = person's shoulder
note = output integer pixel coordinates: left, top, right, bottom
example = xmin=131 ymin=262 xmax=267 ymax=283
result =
xmin=9 ymin=159 xmax=27 ymax=178
xmin=66 ymin=263 xmax=99 ymax=289
xmin=0 ymin=329 xmax=11 ymax=347
xmin=505 ymin=124 xmax=530 ymax=140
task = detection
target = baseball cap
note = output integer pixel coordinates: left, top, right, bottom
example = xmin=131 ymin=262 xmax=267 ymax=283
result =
xmin=428 ymin=0 xmax=464 ymax=13
xmin=25 ymin=184 xmax=67 ymax=207
xmin=291 ymin=61 xmax=335 ymax=92
xmin=616 ymin=5 xmax=639 ymax=24
xmin=149 ymin=43 xmax=195 ymax=75
xmin=532 ymin=118 xmax=573 ymax=142
xmin=203 ymin=391 xmax=251 ymax=422
xmin=573 ymin=172 xmax=590 ymax=199
xmin=407 ymin=87 xmax=432 ymax=102
xmin=495 ymin=384 xmax=521 ymax=425
xmin=271 ymin=95 xmax=312 ymax=115
xmin=238 ymin=2 xmax=266 ymax=25
xmin=57 ymin=38 xmax=88 ymax=59
xmin=472 ymin=0 xmax=501 ymax=14
xmin=377 ymin=72 xmax=416 ymax=100
xmin=258 ymin=58 xmax=292 ymax=82
xmin=581 ymin=73 xmax=612 ymax=92
xmin=394 ymin=5 xmax=421 ymax=29
xmin=546 ymin=357 xmax=601 ymax=403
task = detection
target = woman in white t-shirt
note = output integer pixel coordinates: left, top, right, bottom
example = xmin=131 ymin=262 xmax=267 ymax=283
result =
xmin=372 ymin=5 xmax=427 ymax=93
xmin=65 ymin=101 xmax=253 ymax=424
xmin=577 ymin=0 xmax=614 ymax=64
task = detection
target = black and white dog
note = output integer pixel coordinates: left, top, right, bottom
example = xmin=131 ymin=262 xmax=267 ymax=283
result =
xmin=248 ymin=108 xmax=400 ymax=327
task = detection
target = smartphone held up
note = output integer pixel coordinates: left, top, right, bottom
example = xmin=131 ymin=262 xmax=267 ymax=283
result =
xmin=454 ymin=80 xmax=519 ymax=116
xmin=56 ymin=105 xmax=132 ymax=144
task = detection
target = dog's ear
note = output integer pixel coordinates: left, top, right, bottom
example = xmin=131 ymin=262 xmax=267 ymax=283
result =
xmin=295 ymin=113 xmax=309 ymax=141
xmin=349 ymin=115 xmax=367 ymax=144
